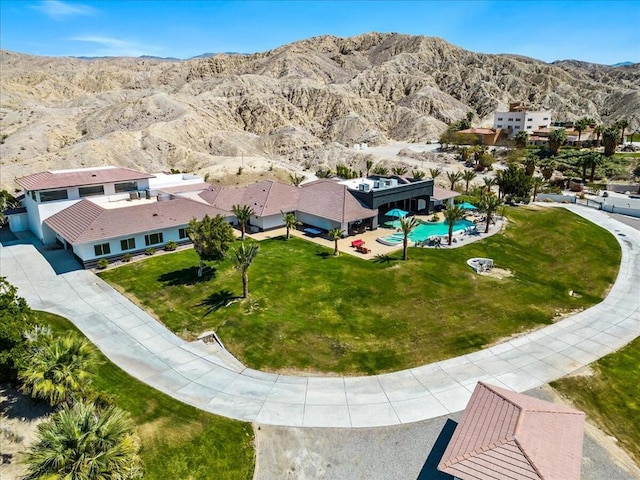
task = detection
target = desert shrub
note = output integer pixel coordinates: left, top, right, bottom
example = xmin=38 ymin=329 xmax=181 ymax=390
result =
xmin=145 ymin=248 xmax=155 ymax=256
xmin=96 ymin=259 xmax=109 ymax=269
xmin=122 ymin=253 xmax=133 ymax=262
xmin=164 ymin=241 xmax=178 ymax=251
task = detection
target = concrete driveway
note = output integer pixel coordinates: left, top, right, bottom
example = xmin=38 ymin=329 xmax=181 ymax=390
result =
xmin=1 ymin=205 xmax=639 ymax=428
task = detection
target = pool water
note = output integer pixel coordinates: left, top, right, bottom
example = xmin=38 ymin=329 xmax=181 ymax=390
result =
xmin=386 ymin=219 xmax=475 ymax=243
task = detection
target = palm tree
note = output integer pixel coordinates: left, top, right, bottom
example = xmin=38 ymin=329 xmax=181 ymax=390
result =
xmin=523 ymin=151 xmax=537 ymax=176
xmin=574 ymin=117 xmax=591 ymax=145
xmin=530 ymin=176 xmax=545 ymax=202
xmin=446 ymin=171 xmax=464 ymax=191
xmin=372 ymin=165 xmax=389 ymax=176
xmin=482 ymin=177 xmax=497 ymax=196
xmin=398 ymin=216 xmax=419 ymax=260
xmin=231 ymin=242 xmax=259 ymax=298
xmin=232 ymin=204 xmax=254 ymax=241
xmin=514 ymin=130 xmax=529 ymax=149
xmin=593 ymin=124 xmax=604 ymax=148
xmin=479 ymin=194 xmax=502 ymax=234
xmin=289 ymin=173 xmax=305 ymax=186
xmin=281 ymin=211 xmax=301 ymax=239
xmin=24 ymin=401 xmax=142 ymax=480
xmin=587 ymin=152 xmax=605 ymax=182
xmin=429 ymin=167 xmax=442 ymax=180
xmin=602 ymin=126 xmax=620 ymax=157
xmin=548 ymin=128 xmax=567 ymax=155
xmin=462 ymin=170 xmax=476 ymax=194
xmin=411 ymin=170 xmax=426 ymax=180
xmin=540 ymin=159 xmax=556 ymax=180
xmin=19 ymin=332 xmax=99 ymax=407
xmin=327 ymin=228 xmax=344 ymax=256
xmin=365 ymin=158 xmax=374 ymax=177
xmin=391 ymin=166 xmax=408 ymax=176
xmin=443 ymin=204 xmax=465 ymax=245
xmin=616 ymin=119 xmax=629 ymax=144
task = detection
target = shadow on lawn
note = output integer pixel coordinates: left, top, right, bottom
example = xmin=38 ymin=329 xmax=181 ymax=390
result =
xmin=199 ymin=290 xmax=241 ymax=316
xmin=373 ymin=254 xmax=398 ymax=264
xmin=158 ymin=266 xmax=217 ymax=286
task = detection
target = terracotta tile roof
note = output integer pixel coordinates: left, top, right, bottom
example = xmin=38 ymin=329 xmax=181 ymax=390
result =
xmin=432 ymin=187 xmax=460 ymax=200
xmin=458 ymin=128 xmax=497 ymax=135
xmin=16 ymin=167 xmax=154 ymax=191
xmin=44 ymin=198 xmax=229 ymax=244
xmin=199 ymin=181 xmax=300 ymax=217
xmin=438 ymin=382 xmax=585 ymax=480
xmin=298 ymin=179 xmax=376 ymax=223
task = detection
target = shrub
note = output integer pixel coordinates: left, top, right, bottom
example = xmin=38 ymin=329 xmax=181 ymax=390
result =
xmin=96 ymin=259 xmax=109 ymax=269
xmin=122 ymin=253 xmax=132 ymax=262
xmin=145 ymin=248 xmax=155 ymax=256
xmin=164 ymin=241 xmax=178 ymax=251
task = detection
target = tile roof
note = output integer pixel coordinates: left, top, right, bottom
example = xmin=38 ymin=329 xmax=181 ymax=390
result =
xmin=432 ymin=187 xmax=460 ymax=200
xmin=44 ymin=197 xmax=229 ymax=244
xmin=199 ymin=181 xmax=300 ymax=217
xmin=298 ymin=179 xmax=376 ymax=222
xmin=438 ymin=382 xmax=585 ymax=480
xmin=458 ymin=128 xmax=497 ymax=135
xmin=16 ymin=167 xmax=154 ymax=191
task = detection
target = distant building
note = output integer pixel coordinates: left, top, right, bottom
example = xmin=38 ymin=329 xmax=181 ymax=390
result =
xmin=493 ymin=102 xmax=552 ymax=139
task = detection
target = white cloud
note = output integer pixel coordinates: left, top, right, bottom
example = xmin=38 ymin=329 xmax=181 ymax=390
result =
xmin=69 ymin=36 xmax=162 ymax=57
xmin=33 ymin=0 xmax=97 ymax=19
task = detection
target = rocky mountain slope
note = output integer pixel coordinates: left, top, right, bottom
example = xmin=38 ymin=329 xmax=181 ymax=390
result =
xmin=1 ymin=32 xmax=639 ymax=190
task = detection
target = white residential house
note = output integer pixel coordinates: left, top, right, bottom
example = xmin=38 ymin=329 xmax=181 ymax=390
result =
xmin=493 ymin=102 xmax=552 ymax=139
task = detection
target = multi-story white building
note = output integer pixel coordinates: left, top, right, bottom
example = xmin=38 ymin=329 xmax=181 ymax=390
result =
xmin=493 ymin=102 xmax=552 ymax=138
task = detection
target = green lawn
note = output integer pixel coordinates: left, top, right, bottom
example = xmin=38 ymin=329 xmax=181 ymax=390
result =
xmin=551 ymin=337 xmax=640 ymax=465
xmin=100 ymin=207 xmax=621 ymax=375
xmin=37 ymin=312 xmax=255 ymax=480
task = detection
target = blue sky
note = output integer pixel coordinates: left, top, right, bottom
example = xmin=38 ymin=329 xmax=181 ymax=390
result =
xmin=1 ymin=0 xmax=639 ymax=64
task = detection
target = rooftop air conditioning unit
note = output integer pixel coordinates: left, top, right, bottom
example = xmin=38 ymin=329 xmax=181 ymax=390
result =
xmin=373 ymin=181 xmax=380 ymax=189
xmin=389 ymin=179 xmax=398 ymax=187
xmin=358 ymin=183 xmax=370 ymax=192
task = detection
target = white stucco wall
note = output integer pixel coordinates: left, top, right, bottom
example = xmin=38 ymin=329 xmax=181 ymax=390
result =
xmin=252 ymin=214 xmax=284 ymax=230
xmin=296 ymin=212 xmax=342 ymax=231
xmin=7 ymin=212 xmax=29 ymax=232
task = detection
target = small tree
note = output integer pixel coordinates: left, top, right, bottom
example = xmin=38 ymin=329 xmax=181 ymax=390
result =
xmin=514 ymin=131 xmax=529 ymax=149
xmin=530 ymin=176 xmax=545 ymax=202
xmin=398 ymin=216 xmax=419 ymax=260
xmin=602 ymin=126 xmax=620 ymax=157
xmin=446 ymin=171 xmax=464 ymax=191
xmin=574 ymin=117 xmax=591 ymax=145
xmin=327 ymin=228 xmax=344 ymax=256
xmin=365 ymin=158 xmax=374 ymax=177
xmin=232 ymin=204 xmax=255 ymax=241
xmin=429 ymin=167 xmax=442 ymax=180
xmin=188 ymin=214 xmax=235 ymax=277
xmin=282 ymin=211 xmax=301 ymax=239
xmin=411 ymin=170 xmax=426 ymax=180
xmin=0 ymin=277 xmax=35 ymax=382
xmin=482 ymin=177 xmax=497 ymax=197
xmin=231 ymin=242 xmax=259 ymax=298
xmin=289 ymin=173 xmax=305 ymax=186
xmin=443 ymin=204 xmax=465 ymax=245
xmin=372 ymin=164 xmax=389 ymax=176
xmin=392 ymin=166 xmax=408 ymax=176
xmin=19 ymin=331 xmax=99 ymax=406
xmin=25 ymin=401 xmax=143 ymax=480
xmin=616 ymin=119 xmax=629 ymax=144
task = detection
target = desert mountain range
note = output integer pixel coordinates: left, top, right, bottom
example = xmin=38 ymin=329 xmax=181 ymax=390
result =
xmin=1 ymin=32 xmax=639 ymax=191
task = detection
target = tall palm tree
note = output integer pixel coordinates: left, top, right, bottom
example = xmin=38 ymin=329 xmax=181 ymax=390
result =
xmin=530 ymin=176 xmax=545 ymax=202
xmin=479 ymin=194 xmax=502 ymax=234
xmin=398 ymin=216 xmax=419 ymax=260
xmin=25 ymin=401 xmax=142 ymax=480
xmin=616 ymin=119 xmax=629 ymax=144
xmin=327 ymin=228 xmax=344 ymax=256
xmin=523 ymin=151 xmax=538 ymax=176
xmin=462 ymin=170 xmax=477 ymax=194
xmin=232 ymin=204 xmax=254 ymax=241
xmin=281 ymin=211 xmax=301 ymax=239
xmin=593 ymin=124 xmax=604 ymax=148
xmin=19 ymin=332 xmax=99 ymax=407
xmin=365 ymin=158 xmax=374 ymax=177
xmin=587 ymin=152 xmax=605 ymax=182
xmin=574 ymin=117 xmax=591 ymax=145
xmin=429 ymin=167 xmax=442 ymax=180
xmin=443 ymin=204 xmax=465 ymax=245
xmin=548 ymin=128 xmax=567 ymax=155
xmin=231 ymin=242 xmax=259 ymax=298
xmin=446 ymin=171 xmax=464 ymax=191
xmin=602 ymin=126 xmax=620 ymax=157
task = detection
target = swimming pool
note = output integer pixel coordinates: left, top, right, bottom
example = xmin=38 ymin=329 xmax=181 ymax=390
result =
xmin=378 ymin=219 xmax=475 ymax=245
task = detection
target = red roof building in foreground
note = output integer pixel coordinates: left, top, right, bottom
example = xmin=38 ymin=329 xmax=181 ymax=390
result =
xmin=438 ymin=382 xmax=585 ymax=480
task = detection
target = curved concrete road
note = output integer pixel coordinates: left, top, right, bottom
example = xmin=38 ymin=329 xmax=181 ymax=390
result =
xmin=2 ymin=205 xmax=639 ymax=428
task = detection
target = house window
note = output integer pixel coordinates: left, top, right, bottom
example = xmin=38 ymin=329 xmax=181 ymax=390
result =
xmin=115 ymin=182 xmax=138 ymax=193
xmin=514 ymin=126 xmax=520 ymax=129
xmin=145 ymin=232 xmax=163 ymax=246
xmin=526 ymin=126 xmax=532 ymax=129
xmin=515 ymin=118 xmax=521 ymax=122
xmin=497 ymin=117 xmax=503 ymax=121
xmin=30 ymin=191 xmax=36 ymax=200
xmin=527 ymin=118 xmax=533 ymax=121
xmin=94 ymin=243 xmax=111 ymax=256
xmin=178 ymin=228 xmax=188 ymax=239
xmin=39 ymin=189 xmax=69 ymax=202
xmin=496 ymin=124 xmax=502 ymax=128
xmin=543 ymin=117 xmax=549 ymax=121
xmin=120 ymin=238 xmax=136 ymax=251
xmin=79 ymin=185 xmax=105 ymax=197
xmin=508 ymin=118 xmax=513 ymax=121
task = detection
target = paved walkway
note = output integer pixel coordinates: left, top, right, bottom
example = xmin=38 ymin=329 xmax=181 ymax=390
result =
xmin=1 ymin=206 xmax=638 ymax=427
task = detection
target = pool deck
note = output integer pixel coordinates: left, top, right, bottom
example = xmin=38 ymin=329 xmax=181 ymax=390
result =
xmin=250 ymin=213 xmax=505 ymax=259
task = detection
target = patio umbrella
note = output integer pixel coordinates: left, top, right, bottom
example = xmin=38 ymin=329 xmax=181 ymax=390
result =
xmin=458 ymin=202 xmax=478 ymax=210
xmin=385 ymin=208 xmax=408 ymax=218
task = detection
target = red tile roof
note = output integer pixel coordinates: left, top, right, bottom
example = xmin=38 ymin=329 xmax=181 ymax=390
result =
xmin=432 ymin=187 xmax=460 ymax=200
xmin=458 ymin=128 xmax=497 ymax=135
xmin=298 ymin=180 xmax=376 ymax=222
xmin=16 ymin=167 xmax=154 ymax=191
xmin=199 ymin=181 xmax=300 ymax=217
xmin=438 ymin=382 xmax=585 ymax=480
xmin=44 ymin=198 xmax=229 ymax=244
